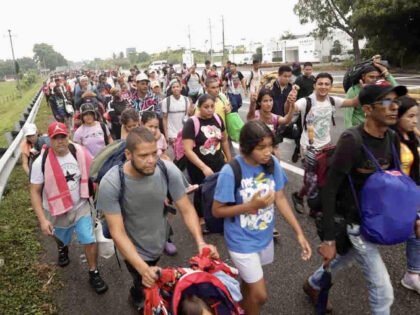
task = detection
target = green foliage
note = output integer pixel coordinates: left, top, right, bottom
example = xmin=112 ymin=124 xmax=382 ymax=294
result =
xmin=294 ymin=0 xmax=362 ymax=63
xmin=252 ymin=47 xmax=263 ymax=63
xmin=0 ymin=57 xmax=38 ymax=78
xmin=233 ymin=45 xmax=246 ymax=54
xmin=352 ymin=0 xmax=420 ymax=68
xmin=330 ymin=40 xmax=343 ymax=55
xmin=33 ymin=43 xmax=67 ymax=71
xmin=21 ymin=71 xmax=39 ymax=90
xmin=280 ymin=31 xmax=296 ymax=40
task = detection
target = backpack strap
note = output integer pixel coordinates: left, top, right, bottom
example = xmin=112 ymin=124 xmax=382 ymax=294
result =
xmin=42 ymin=144 xmax=77 ymax=175
xmin=166 ymin=96 xmax=171 ymax=114
xmin=100 ymin=122 xmax=109 ymax=145
xmin=303 ymin=97 xmax=312 ymax=130
xmin=247 ymin=70 xmax=254 ymax=89
xmin=229 ymin=158 xmax=242 ymax=193
xmin=191 ymin=116 xmax=201 ymax=137
xmin=118 ymin=163 xmax=126 ymax=218
xmin=184 ymin=96 xmax=188 ymax=116
xmin=329 ymin=96 xmax=336 ymax=126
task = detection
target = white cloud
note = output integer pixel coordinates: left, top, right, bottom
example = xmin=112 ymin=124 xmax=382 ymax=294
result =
xmin=0 ymin=0 xmax=315 ymax=62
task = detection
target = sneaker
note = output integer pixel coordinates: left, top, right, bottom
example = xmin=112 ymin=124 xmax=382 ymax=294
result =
xmin=303 ymin=279 xmax=333 ymax=313
xmin=273 ymin=228 xmax=280 ymax=239
xmin=292 ymin=192 xmax=305 ymax=214
xmin=401 ymin=272 xmax=420 ymax=294
xmin=58 ymin=246 xmax=70 ymax=267
xmin=129 ymin=286 xmax=145 ymax=311
xmin=201 ymin=222 xmax=210 ymax=235
xmin=89 ymin=270 xmax=108 ymax=294
xmin=164 ymin=241 xmax=178 ymax=256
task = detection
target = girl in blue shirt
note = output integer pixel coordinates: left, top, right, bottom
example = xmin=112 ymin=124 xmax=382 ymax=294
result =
xmin=213 ymin=120 xmax=312 ymax=314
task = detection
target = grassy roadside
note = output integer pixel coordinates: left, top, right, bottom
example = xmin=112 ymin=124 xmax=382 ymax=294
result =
xmin=0 ymin=97 xmax=58 ymax=314
xmin=0 ymin=79 xmax=43 ymax=147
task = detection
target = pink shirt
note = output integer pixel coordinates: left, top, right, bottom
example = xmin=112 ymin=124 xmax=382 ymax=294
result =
xmin=254 ymin=110 xmax=279 ymax=132
xmin=157 ymin=134 xmax=168 ymax=156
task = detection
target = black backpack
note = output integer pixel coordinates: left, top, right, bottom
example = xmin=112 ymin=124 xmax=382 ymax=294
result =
xmin=343 ymin=59 xmax=388 ymax=92
xmin=200 ymin=159 xmax=242 ymax=234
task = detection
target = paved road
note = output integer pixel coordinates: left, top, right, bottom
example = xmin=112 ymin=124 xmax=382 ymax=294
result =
xmin=46 ymin=99 xmax=420 ymax=314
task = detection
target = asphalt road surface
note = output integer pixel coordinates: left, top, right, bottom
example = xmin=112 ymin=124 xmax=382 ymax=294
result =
xmin=43 ymin=97 xmax=420 ymax=315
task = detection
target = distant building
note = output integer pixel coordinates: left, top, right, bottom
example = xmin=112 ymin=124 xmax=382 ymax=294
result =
xmin=126 ymin=47 xmax=137 ymax=55
xmin=261 ymin=30 xmax=366 ymax=63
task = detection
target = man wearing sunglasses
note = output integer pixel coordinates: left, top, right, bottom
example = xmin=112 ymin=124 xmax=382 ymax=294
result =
xmin=303 ymin=81 xmax=408 ymax=314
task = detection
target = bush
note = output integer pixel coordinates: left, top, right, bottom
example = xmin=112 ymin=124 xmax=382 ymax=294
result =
xmin=342 ymin=59 xmax=355 ymax=69
xmin=21 ymin=71 xmax=38 ymax=90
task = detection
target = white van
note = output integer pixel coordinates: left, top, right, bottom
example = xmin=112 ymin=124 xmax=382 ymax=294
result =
xmin=149 ymin=60 xmax=167 ymax=71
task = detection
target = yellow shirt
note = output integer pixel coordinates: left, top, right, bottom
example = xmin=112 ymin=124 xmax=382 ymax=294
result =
xmin=400 ymin=142 xmax=420 ymax=176
xmin=195 ymin=93 xmax=228 ymax=126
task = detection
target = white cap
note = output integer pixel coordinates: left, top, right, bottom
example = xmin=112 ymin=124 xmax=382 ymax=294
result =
xmin=24 ymin=123 xmax=37 ymax=137
xmin=136 ymin=73 xmax=150 ymax=82
xmin=148 ymin=69 xmax=156 ymax=74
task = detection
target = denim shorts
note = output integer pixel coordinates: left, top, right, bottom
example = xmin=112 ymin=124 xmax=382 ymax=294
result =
xmin=53 ymin=215 xmax=95 ymax=246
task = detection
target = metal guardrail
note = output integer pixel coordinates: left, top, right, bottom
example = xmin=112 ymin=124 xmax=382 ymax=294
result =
xmin=0 ymin=88 xmax=43 ymax=200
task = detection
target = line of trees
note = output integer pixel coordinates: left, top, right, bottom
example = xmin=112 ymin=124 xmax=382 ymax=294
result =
xmin=0 ymin=43 xmax=68 ymax=78
xmin=294 ymin=0 xmax=420 ymax=67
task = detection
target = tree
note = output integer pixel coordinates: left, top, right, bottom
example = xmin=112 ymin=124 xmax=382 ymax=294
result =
xmin=112 ymin=52 xmax=117 ymax=60
xmin=280 ymin=31 xmax=296 ymax=40
xmin=330 ymin=40 xmax=343 ymax=55
xmin=127 ymin=52 xmax=138 ymax=66
xmin=352 ymin=1 xmax=420 ymax=68
xmin=33 ymin=43 xmax=67 ymax=70
xmin=119 ymin=52 xmax=124 ymax=59
xmin=137 ymin=51 xmax=150 ymax=63
xmin=252 ymin=47 xmax=263 ymax=63
xmin=294 ymin=0 xmax=362 ymax=63
xmin=233 ymin=45 xmax=246 ymax=54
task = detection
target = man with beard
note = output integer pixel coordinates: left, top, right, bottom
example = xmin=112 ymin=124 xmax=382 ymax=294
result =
xmin=96 ymin=127 xmax=218 ymax=312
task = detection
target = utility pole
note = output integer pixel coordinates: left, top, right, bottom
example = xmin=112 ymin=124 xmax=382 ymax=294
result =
xmin=221 ymin=15 xmax=225 ymax=65
xmin=187 ymin=25 xmax=192 ymax=51
xmin=7 ymin=29 xmax=22 ymax=97
xmin=208 ymin=18 xmax=213 ymax=64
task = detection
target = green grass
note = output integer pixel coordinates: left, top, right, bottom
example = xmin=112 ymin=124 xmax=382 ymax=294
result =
xmin=0 ymin=98 xmax=58 ymax=315
xmin=0 ymin=79 xmax=43 ymax=147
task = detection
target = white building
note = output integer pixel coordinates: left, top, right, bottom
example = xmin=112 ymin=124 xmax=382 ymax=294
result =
xmin=261 ymin=30 xmax=365 ymax=63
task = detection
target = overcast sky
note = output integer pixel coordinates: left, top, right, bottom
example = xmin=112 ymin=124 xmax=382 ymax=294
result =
xmin=0 ymin=0 xmax=315 ymax=62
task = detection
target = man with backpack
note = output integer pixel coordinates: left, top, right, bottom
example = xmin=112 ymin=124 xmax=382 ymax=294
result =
xmin=344 ymin=59 xmax=397 ymax=129
xmin=285 ymin=73 xmax=360 ymax=214
xmin=223 ymin=63 xmax=247 ymax=112
xmin=162 ymin=79 xmax=194 ymax=145
xmin=292 ymin=62 xmax=316 ymax=163
xmin=303 ymin=82 xmax=414 ymax=314
xmin=96 ymin=127 xmax=218 ymax=311
xmin=247 ymin=59 xmax=262 ymax=95
xmin=30 ymin=122 xmax=108 ymax=294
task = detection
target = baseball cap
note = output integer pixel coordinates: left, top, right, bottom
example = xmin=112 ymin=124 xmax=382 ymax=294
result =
xmin=80 ymin=103 xmax=96 ymax=115
xmin=151 ymin=81 xmax=160 ymax=89
xmin=136 ymin=73 xmax=150 ymax=82
xmin=358 ymin=80 xmax=407 ymax=105
xmin=48 ymin=122 xmax=68 ymax=138
xmin=24 ymin=123 xmax=37 ymax=137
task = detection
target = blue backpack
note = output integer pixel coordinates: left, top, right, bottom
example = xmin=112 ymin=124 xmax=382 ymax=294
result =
xmin=349 ymin=143 xmax=419 ymax=245
xmin=201 ymin=159 xmax=242 ymax=234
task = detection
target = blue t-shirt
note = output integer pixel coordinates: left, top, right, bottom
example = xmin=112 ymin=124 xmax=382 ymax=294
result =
xmin=214 ymin=155 xmax=288 ymax=253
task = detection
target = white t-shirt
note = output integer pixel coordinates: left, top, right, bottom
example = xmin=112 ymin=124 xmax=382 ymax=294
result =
xmin=162 ymin=95 xmax=189 ymax=138
xmin=187 ymin=73 xmax=201 ymax=94
xmin=296 ymin=96 xmax=344 ymax=150
xmin=30 ymin=151 xmax=90 ymax=227
xmin=248 ymin=69 xmax=262 ymax=94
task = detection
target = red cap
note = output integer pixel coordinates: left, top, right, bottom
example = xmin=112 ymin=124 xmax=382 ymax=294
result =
xmin=48 ymin=122 xmax=69 ymax=138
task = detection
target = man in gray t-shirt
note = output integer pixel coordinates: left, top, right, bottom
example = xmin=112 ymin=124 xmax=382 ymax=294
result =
xmin=96 ymin=127 xmax=218 ymax=311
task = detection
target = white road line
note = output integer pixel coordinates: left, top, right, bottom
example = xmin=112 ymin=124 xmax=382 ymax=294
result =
xmin=231 ymin=142 xmax=304 ymax=177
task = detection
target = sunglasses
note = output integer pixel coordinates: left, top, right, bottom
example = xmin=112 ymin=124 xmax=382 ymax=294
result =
xmin=372 ymin=99 xmax=399 ymax=107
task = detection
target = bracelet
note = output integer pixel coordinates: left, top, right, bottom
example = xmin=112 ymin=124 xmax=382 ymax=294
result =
xmin=323 ymin=240 xmax=335 ymax=246
xmin=198 ymin=241 xmax=206 ymax=246
xmin=381 ymin=70 xmax=388 ymax=75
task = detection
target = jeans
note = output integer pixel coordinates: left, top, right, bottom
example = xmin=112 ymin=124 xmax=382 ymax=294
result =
xmin=125 ymin=258 xmax=159 ymax=303
xmin=227 ymin=93 xmax=242 ymax=112
xmin=309 ymin=224 xmax=394 ymax=315
xmin=406 ymin=234 xmax=420 ymax=273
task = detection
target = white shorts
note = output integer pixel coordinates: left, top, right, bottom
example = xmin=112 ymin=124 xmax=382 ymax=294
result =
xmin=228 ymin=240 xmax=274 ymax=284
